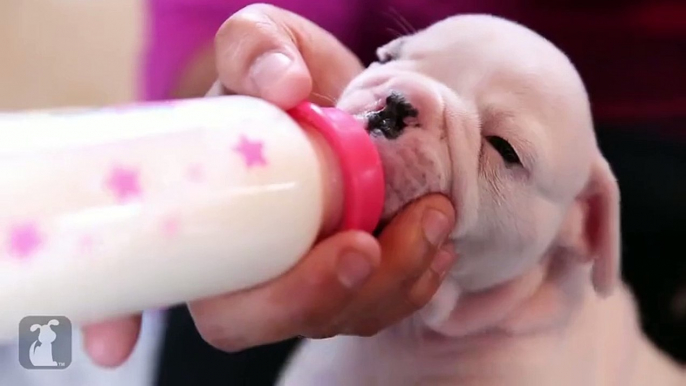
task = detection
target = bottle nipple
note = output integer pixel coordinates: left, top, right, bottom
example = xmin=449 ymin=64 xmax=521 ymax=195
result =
xmin=288 ymin=102 xmax=385 ymax=234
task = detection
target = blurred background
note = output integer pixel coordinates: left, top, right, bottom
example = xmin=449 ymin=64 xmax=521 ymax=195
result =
xmin=0 ymin=0 xmax=683 ymax=385
xmin=0 ymin=0 xmax=141 ymax=110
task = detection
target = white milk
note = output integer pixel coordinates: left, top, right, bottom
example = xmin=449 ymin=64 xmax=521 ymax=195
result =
xmin=0 ymin=96 xmax=384 ymax=341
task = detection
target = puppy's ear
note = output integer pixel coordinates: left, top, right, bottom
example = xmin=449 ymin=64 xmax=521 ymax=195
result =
xmin=558 ymin=154 xmax=621 ymax=296
xmin=580 ymin=155 xmax=622 ymax=296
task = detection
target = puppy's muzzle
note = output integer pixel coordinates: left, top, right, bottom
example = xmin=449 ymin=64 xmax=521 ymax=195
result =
xmin=366 ymin=92 xmax=418 ymax=140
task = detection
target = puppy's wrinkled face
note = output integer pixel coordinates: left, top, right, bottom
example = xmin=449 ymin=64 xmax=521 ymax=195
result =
xmin=337 ymin=15 xmax=601 ymax=291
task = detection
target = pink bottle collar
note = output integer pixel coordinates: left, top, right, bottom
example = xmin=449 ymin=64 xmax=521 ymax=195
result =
xmin=288 ymin=102 xmax=385 ymax=234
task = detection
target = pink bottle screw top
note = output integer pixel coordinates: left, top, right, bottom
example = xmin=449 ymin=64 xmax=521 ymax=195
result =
xmin=288 ymin=102 xmax=385 ymax=234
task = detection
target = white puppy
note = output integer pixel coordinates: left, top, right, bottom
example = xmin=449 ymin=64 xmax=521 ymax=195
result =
xmin=278 ymin=14 xmax=686 ymax=386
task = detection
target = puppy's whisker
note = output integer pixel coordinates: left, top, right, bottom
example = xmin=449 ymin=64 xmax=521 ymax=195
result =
xmin=311 ymin=91 xmax=338 ymax=106
xmin=386 ymin=27 xmax=406 ymax=39
xmin=382 ymin=10 xmax=410 ymax=37
xmin=329 ymin=83 xmax=351 ymax=104
xmin=387 ymin=7 xmax=417 ymax=35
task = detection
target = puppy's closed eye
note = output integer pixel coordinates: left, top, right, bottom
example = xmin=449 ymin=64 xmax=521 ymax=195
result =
xmin=486 ymin=136 xmax=521 ymax=165
xmin=376 ymin=39 xmax=405 ymax=64
xmin=377 ymin=51 xmax=397 ymax=64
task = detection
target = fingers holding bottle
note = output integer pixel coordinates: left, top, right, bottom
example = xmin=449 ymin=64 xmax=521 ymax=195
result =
xmin=213 ymin=3 xmax=364 ymax=108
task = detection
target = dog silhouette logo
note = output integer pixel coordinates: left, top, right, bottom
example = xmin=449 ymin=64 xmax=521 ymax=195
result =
xmin=18 ymin=316 xmax=72 ymax=369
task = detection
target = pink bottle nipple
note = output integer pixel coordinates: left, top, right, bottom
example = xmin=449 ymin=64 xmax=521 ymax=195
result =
xmin=288 ymin=102 xmax=385 ymax=234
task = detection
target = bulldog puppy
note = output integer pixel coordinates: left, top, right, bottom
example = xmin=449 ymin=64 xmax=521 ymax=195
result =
xmin=277 ymin=14 xmax=686 ymax=386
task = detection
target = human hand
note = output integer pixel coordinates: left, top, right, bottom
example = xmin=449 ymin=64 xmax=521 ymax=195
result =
xmin=83 ymin=4 xmax=457 ymax=367
xmin=206 ymin=3 xmax=364 ymax=109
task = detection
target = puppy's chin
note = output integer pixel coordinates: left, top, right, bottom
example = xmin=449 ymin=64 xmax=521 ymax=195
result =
xmin=337 ymin=72 xmax=453 ymax=222
xmin=374 ymin=133 xmax=450 ymax=220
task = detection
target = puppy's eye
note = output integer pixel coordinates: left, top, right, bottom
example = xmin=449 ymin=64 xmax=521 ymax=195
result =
xmin=486 ymin=136 xmax=521 ymax=165
xmin=378 ymin=51 xmax=396 ymax=64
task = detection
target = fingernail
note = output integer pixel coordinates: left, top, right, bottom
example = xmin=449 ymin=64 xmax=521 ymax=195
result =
xmin=249 ymin=51 xmax=293 ymax=94
xmin=422 ymin=209 xmax=451 ymax=247
xmin=337 ymin=251 xmax=374 ymax=289
xmin=431 ymin=248 xmax=455 ymax=277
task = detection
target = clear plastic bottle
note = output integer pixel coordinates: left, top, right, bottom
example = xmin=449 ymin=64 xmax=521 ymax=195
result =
xmin=0 ymin=96 xmax=385 ymax=341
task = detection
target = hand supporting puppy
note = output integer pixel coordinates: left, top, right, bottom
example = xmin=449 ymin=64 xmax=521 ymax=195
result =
xmin=82 ymin=4 xmax=457 ymax=367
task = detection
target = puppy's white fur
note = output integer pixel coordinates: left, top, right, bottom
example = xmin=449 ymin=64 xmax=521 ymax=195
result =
xmin=278 ymin=15 xmax=686 ymax=385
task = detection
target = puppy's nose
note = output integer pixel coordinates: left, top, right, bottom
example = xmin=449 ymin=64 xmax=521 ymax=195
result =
xmin=366 ymin=92 xmax=418 ymax=140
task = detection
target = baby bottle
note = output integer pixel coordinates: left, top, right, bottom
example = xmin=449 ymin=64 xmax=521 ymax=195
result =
xmin=0 ymin=96 xmax=385 ymax=341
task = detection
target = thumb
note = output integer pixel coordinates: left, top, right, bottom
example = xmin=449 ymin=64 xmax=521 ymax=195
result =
xmin=214 ymin=4 xmax=363 ymax=108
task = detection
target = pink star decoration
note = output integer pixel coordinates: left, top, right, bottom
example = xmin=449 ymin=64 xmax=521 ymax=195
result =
xmin=8 ymin=223 xmax=43 ymax=259
xmin=106 ymin=165 xmax=142 ymax=202
xmin=79 ymin=234 xmax=94 ymax=253
xmin=161 ymin=216 xmax=179 ymax=238
xmin=233 ymin=135 xmax=267 ymax=168
xmin=187 ymin=164 xmax=204 ymax=182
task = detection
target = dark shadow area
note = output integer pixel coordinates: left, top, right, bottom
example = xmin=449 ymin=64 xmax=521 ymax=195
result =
xmin=596 ymin=124 xmax=686 ymax=363
xmin=155 ymin=306 xmax=300 ymax=386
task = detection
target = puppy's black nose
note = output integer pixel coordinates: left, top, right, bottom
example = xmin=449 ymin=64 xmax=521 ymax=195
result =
xmin=366 ymin=92 xmax=418 ymax=140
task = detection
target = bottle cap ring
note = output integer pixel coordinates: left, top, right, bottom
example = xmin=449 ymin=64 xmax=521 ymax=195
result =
xmin=288 ymin=102 xmax=385 ymax=234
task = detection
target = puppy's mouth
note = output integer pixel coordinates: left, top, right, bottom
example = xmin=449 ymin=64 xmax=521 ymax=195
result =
xmin=338 ymin=78 xmax=452 ymax=227
xmin=364 ymin=92 xmax=419 ymax=140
